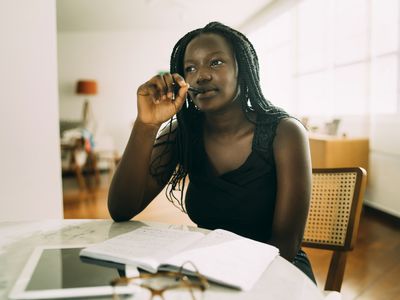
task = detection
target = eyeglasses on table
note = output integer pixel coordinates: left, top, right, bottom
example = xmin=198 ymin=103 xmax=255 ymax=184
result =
xmin=111 ymin=261 xmax=209 ymax=300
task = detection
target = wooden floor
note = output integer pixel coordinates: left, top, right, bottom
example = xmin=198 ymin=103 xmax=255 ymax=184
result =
xmin=63 ymin=174 xmax=400 ymax=300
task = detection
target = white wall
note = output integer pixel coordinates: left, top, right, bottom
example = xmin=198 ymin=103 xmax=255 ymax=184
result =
xmin=0 ymin=0 xmax=63 ymax=220
xmin=365 ymin=115 xmax=400 ymax=217
xmin=57 ymin=29 xmax=185 ymax=154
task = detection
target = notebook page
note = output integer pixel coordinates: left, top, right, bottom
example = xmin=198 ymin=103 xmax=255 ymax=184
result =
xmin=80 ymin=227 xmax=204 ymax=272
xmin=163 ymin=229 xmax=279 ymax=290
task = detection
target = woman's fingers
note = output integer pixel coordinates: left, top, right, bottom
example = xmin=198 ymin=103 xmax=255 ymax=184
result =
xmin=162 ymin=73 xmax=174 ymax=100
xmin=171 ymin=73 xmax=189 ymax=111
xmin=150 ymin=75 xmax=168 ymax=103
xmin=137 ymin=82 xmax=158 ymax=102
xmin=139 ymin=74 xmax=168 ymax=103
xmin=138 ymin=73 xmax=188 ymax=111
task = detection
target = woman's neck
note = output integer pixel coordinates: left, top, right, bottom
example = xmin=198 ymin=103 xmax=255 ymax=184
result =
xmin=203 ymin=102 xmax=253 ymax=137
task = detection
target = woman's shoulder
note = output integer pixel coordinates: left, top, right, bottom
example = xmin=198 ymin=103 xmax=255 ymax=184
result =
xmin=275 ymin=117 xmax=307 ymax=134
xmin=256 ymin=105 xmax=289 ymax=124
xmin=274 ymin=117 xmax=308 ymax=146
xmin=253 ymin=107 xmax=291 ymax=152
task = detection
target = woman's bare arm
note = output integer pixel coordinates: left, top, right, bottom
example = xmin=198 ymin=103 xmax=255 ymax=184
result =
xmin=108 ymin=121 xmax=167 ymax=221
xmin=107 ymin=73 xmax=188 ymax=222
xmin=269 ymin=118 xmax=312 ymax=261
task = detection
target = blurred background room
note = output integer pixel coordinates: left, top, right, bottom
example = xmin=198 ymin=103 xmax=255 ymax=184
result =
xmin=1 ymin=0 xmax=399 ymax=299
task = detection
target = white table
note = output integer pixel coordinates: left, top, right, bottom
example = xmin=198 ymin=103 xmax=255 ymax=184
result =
xmin=0 ymin=220 xmax=325 ymax=300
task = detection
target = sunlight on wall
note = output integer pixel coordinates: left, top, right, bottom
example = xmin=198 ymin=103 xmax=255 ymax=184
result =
xmin=248 ymin=0 xmax=399 ymax=118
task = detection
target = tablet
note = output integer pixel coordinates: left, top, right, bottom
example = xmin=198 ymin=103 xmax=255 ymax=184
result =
xmin=9 ymin=245 xmax=138 ymax=299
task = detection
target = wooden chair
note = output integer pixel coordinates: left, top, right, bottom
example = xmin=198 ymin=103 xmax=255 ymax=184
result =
xmin=302 ymin=167 xmax=367 ymax=293
xmin=61 ymin=137 xmax=100 ymax=193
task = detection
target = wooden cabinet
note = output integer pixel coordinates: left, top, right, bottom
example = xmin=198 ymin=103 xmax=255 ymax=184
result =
xmin=309 ymin=135 xmax=369 ymax=174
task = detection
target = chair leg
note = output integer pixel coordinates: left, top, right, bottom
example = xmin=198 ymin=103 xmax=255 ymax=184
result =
xmin=92 ymin=153 xmax=100 ymax=186
xmin=74 ymin=165 xmax=87 ymax=191
xmin=86 ymin=152 xmax=100 ymax=190
xmin=325 ymin=250 xmax=347 ymax=292
xmin=71 ymin=146 xmax=88 ymax=192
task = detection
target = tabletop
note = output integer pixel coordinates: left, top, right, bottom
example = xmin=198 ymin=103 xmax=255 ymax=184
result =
xmin=0 ymin=220 xmax=325 ymax=300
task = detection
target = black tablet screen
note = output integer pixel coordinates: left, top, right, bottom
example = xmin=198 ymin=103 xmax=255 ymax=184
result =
xmin=26 ymin=248 xmax=120 ymax=290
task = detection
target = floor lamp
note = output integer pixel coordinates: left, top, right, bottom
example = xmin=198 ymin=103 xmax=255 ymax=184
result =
xmin=76 ymin=80 xmax=97 ymax=129
xmin=75 ymin=79 xmax=100 ymax=190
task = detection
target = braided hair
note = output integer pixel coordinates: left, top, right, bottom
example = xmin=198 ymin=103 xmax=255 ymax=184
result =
xmin=151 ymin=21 xmax=282 ymax=212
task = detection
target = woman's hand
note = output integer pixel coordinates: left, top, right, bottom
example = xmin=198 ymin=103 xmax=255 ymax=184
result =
xmin=137 ymin=73 xmax=189 ymax=126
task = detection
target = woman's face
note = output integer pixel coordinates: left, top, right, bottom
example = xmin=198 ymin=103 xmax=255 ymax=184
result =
xmin=183 ymin=33 xmax=239 ymax=113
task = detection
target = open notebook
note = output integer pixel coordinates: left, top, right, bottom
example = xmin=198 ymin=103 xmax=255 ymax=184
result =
xmin=80 ymin=226 xmax=279 ymax=291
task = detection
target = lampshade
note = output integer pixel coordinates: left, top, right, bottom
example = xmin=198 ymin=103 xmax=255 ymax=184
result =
xmin=76 ymin=80 xmax=97 ymax=95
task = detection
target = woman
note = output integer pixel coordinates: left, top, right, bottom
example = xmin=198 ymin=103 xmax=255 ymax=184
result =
xmin=108 ymin=22 xmax=315 ymax=282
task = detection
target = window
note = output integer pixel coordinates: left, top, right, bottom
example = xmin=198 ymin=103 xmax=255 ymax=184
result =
xmin=248 ymin=0 xmax=399 ymax=116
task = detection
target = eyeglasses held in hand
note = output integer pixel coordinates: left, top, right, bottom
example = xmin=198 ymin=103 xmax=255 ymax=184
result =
xmin=111 ymin=261 xmax=209 ymax=300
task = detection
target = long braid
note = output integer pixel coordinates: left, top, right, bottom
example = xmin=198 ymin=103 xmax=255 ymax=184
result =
xmin=150 ymin=22 xmax=285 ymax=212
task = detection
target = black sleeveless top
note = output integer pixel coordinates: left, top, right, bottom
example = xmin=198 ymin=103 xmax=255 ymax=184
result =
xmin=184 ymin=110 xmax=316 ymax=283
xmin=185 ymin=111 xmax=288 ymax=243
